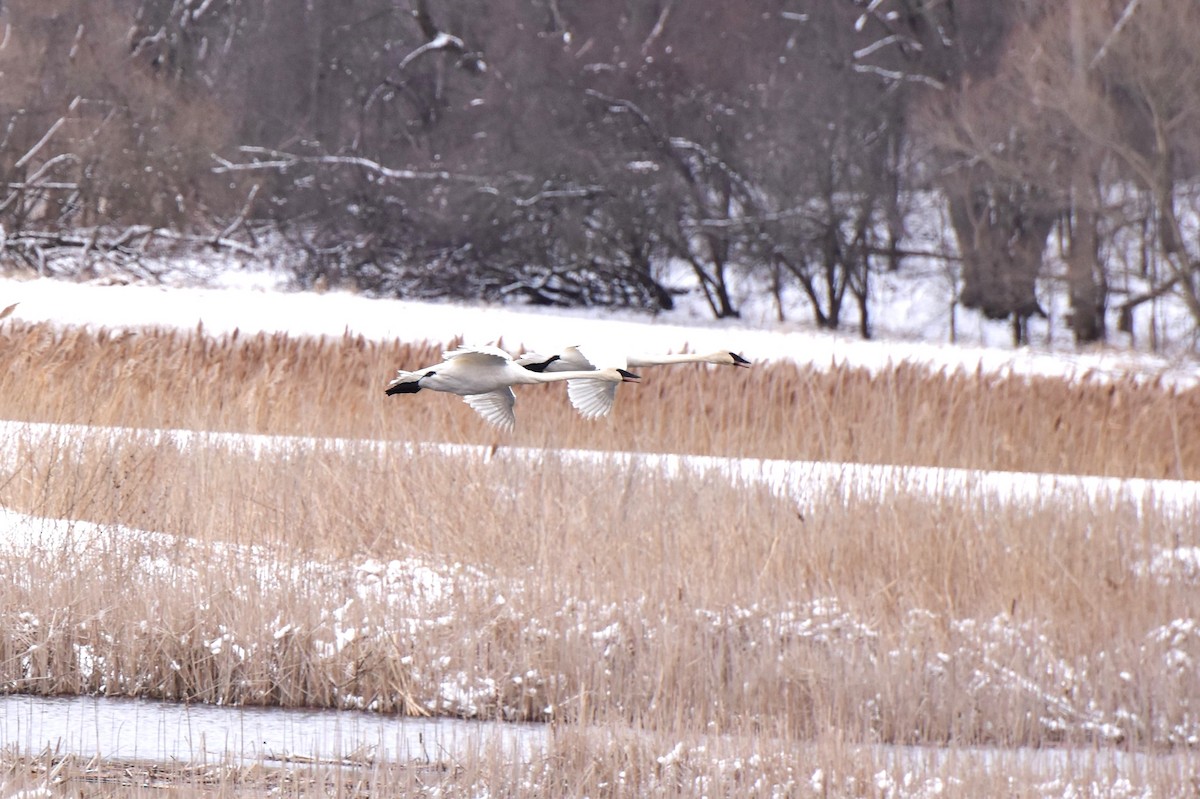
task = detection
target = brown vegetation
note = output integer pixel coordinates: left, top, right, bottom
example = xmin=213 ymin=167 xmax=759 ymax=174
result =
xmin=0 ymin=322 xmax=1197 ymax=794
xmin=0 ymin=320 xmax=1197 ymax=478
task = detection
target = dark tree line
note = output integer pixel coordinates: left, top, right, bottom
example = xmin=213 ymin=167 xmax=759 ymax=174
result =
xmin=1 ymin=0 xmax=1198 ymax=347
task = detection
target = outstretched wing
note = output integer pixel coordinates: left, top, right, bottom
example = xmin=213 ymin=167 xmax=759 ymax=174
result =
xmin=443 ymin=344 xmax=513 ymax=365
xmin=561 ymin=344 xmax=628 ymax=371
xmin=566 ymin=377 xmax=619 ymax=420
xmin=520 ymin=344 xmax=627 ymax=373
xmin=462 ymin=388 xmax=517 ymax=431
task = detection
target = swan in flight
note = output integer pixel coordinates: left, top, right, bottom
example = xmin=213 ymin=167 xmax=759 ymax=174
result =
xmin=518 ymin=346 xmax=751 ymax=419
xmin=385 ymin=344 xmax=641 ymax=431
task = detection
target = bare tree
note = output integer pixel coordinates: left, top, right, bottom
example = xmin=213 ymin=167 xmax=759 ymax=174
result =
xmin=1059 ymin=0 xmax=1200 ymax=334
xmin=852 ymin=0 xmax=1061 ymax=345
xmin=917 ymin=0 xmax=1200 ymax=345
xmin=0 ymin=0 xmax=239 ymax=274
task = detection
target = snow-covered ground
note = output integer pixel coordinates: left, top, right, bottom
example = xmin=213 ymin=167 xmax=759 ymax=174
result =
xmin=4 ymin=418 xmax=1199 ymax=520
xmin=1 ymin=263 xmax=1197 ymax=388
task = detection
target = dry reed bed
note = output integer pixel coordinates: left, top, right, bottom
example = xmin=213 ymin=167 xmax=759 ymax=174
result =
xmin=0 ymin=431 xmax=1197 ymax=756
xmin=2 ymin=739 xmax=1190 ymax=791
xmin=0 ymin=320 xmax=1198 ymax=478
xmin=1 ymin=735 xmax=1195 ymax=798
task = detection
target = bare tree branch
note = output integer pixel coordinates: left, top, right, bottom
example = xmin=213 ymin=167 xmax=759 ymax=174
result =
xmin=406 ymin=0 xmax=487 ymax=74
xmin=217 ymin=183 xmax=260 ymax=242
xmin=1090 ymin=0 xmax=1144 ymax=70
xmin=0 ymin=153 xmax=81 ymax=213
xmin=851 ymin=63 xmax=945 ymax=90
xmin=396 ymin=31 xmax=468 ymax=73
xmin=513 ymin=186 xmax=604 ymax=207
xmin=211 ymin=147 xmax=501 ymax=189
xmin=14 ymin=101 xmax=78 ymax=169
xmin=641 ymin=0 xmax=674 ymax=55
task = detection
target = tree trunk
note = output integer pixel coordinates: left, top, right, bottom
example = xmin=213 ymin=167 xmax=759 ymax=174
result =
xmin=1065 ymin=204 xmax=1106 ymax=343
xmin=947 ymin=184 xmax=1054 ymax=325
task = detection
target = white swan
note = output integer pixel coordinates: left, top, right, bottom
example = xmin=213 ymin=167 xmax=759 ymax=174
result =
xmin=517 ymin=346 xmax=751 ymax=419
xmin=385 ymin=345 xmax=641 ymax=431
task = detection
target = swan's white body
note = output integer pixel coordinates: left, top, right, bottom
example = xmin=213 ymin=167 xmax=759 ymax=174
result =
xmin=386 ymin=345 xmax=639 ymax=431
xmin=517 ymin=346 xmax=750 ymax=419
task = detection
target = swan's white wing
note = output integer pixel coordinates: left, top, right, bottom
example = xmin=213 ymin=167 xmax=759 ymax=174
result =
xmin=515 ymin=351 xmax=553 ymax=368
xmin=566 ymin=344 xmax=629 ymax=371
xmin=462 ymin=389 xmax=517 ymax=431
xmin=554 ymin=345 xmax=601 ymax=371
xmin=566 ymin=377 xmax=619 ymax=419
xmin=522 ymin=345 xmax=626 ymax=372
xmin=443 ymin=344 xmax=514 ymax=364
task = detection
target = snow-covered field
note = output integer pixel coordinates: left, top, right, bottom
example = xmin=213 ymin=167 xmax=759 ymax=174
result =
xmin=2 ymin=266 xmax=1197 ymax=387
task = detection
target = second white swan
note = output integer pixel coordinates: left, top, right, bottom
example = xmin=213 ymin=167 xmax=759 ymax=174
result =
xmin=386 ymin=344 xmax=641 ymax=431
xmin=518 ymin=346 xmax=750 ymax=419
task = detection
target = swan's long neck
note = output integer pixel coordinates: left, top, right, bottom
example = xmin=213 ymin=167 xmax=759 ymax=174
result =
xmin=519 ymin=368 xmax=619 ymax=385
xmin=627 ymin=352 xmax=710 ymax=367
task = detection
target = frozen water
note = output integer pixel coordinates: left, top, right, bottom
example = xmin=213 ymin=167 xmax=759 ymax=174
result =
xmin=0 ymin=693 xmax=544 ymax=766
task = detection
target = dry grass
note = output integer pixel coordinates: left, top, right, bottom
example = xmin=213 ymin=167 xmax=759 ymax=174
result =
xmin=523 ymin=727 xmax=1200 ymax=798
xmin=0 ymin=320 xmax=1198 ymax=794
xmin=0 ymin=432 xmax=1196 ymax=745
xmin=1 ymin=732 xmax=1196 ymax=798
xmin=1 ymin=320 xmax=1198 ymax=478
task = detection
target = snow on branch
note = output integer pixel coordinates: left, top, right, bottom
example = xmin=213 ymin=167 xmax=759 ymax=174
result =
xmin=397 ymin=31 xmax=472 ymax=73
xmin=1090 ymin=0 xmax=1143 ymax=70
xmin=853 ymin=33 xmax=921 ymax=60
xmin=851 ymin=62 xmax=945 ymax=90
xmin=641 ymin=0 xmax=673 ymax=55
xmin=854 ymin=0 xmax=888 ymax=33
xmin=14 ymin=99 xmax=79 ymax=170
xmin=583 ymin=89 xmax=760 ymax=207
xmin=666 ymin=137 xmax=757 ymax=199
xmin=0 ymin=153 xmax=81 ymax=214
xmin=211 ymin=147 xmax=498 ymax=189
xmin=513 ymin=185 xmax=604 ymax=207
xmin=406 ymin=0 xmax=486 ymax=74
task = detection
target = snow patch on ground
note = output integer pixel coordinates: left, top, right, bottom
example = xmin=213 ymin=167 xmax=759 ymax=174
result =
xmin=1 ymin=276 xmax=1195 ymax=387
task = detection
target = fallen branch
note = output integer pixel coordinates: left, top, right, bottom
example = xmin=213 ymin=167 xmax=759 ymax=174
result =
xmin=0 ymin=225 xmax=261 ymax=275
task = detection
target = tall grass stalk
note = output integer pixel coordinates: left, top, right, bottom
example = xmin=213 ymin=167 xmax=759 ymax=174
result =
xmin=0 ymin=321 xmax=1197 ymax=477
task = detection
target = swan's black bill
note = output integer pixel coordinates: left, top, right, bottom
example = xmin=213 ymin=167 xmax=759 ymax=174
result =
xmin=617 ymin=369 xmax=641 ymax=382
xmin=730 ymin=353 xmax=751 ymax=367
xmin=385 ymin=379 xmax=424 ymax=396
